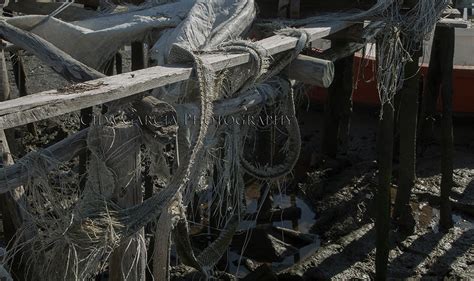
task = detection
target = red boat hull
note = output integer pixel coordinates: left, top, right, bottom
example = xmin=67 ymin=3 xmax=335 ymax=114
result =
xmin=309 ymin=55 xmax=474 ymax=114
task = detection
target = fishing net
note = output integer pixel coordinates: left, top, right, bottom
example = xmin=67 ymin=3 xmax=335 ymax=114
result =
xmin=0 ymin=0 xmax=449 ymax=280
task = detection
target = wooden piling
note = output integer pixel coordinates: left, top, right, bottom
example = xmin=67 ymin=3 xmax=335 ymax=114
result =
xmin=11 ymin=52 xmax=36 ymax=138
xmin=95 ymin=124 xmax=145 ymax=281
xmin=321 ymin=53 xmax=354 ymax=158
xmin=375 ymin=102 xmax=393 ymax=280
xmin=393 ymin=48 xmax=421 ymax=233
xmin=438 ymin=27 xmax=455 ymax=230
xmin=0 ymin=48 xmax=33 ymax=281
xmin=419 ymin=25 xmax=455 ymax=230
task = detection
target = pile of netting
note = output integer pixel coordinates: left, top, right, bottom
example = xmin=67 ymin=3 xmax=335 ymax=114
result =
xmin=0 ymin=0 xmax=449 ymax=280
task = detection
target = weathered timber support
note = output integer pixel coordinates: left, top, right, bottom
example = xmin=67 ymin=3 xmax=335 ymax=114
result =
xmin=0 ymin=49 xmax=21 ymax=241
xmin=85 ymin=123 xmax=145 ymax=281
xmin=11 ymin=52 xmax=36 ymax=137
xmin=81 ymin=54 xmax=117 ymax=189
xmin=128 ymin=41 xmax=155 ymax=281
xmin=78 ymin=107 xmax=92 ymax=191
xmin=0 ymin=48 xmax=33 ymax=281
xmin=376 ymin=102 xmax=394 ymax=280
xmin=286 ymin=55 xmax=334 ymax=87
xmin=132 ymin=42 xmax=147 ymax=71
xmin=321 ymin=53 xmax=354 ymax=158
xmin=419 ymin=25 xmax=455 ymax=230
xmin=116 ymin=52 xmax=123 ymax=75
xmin=438 ymin=26 xmax=455 ymax=230
xmin=393 ymin=49 xmax=421 ymax=234
xmin=0 ymin=129 xmax=88 ymax=191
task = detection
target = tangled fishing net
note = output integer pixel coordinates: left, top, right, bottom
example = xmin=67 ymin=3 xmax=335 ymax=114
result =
xmin=0 ymin=0 xmax=449 ymax=280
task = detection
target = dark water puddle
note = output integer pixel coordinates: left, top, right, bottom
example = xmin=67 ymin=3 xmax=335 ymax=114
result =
xmin=415 ymin=202 xmax=474 ymax=232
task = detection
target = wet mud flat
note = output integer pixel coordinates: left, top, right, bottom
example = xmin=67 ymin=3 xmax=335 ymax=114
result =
xmin=1 ymin=54 xmax=473 ymax=280
xmin=277 ymin=105 xmax=474 ymax=280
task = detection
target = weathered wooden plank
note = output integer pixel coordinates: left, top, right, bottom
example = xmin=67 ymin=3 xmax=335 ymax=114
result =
xmin=286 ymin=55 xmax=334 ymax=87
xmin=0 ymin=66 xmax=191 ymax=129
xmin=0 ymin=128 xmax=88 ymax=190
xmin=0 ymin=21 xmax=352 ymax=130
xmin=437 ymin=18 xmax=470 ymax=28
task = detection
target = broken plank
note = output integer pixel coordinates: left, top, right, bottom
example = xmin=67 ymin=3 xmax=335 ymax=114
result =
xmin=437 ymin=18 xmax=470 ymax=28
xmin=286 ymin=55 xmax=334 ymax=87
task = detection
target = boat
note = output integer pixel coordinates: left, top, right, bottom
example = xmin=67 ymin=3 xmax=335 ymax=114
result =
xmin=309 ymin=26 xmax=474 ymax=114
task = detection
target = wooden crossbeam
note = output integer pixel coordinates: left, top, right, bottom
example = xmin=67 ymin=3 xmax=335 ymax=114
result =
xmin=0 ymin=21 xmax=351 ymax=130
xmin=437 ymin=18 xmax=470 ymax=28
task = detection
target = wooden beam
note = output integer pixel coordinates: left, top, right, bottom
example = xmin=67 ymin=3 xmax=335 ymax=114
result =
xmin=314 ymin=22 xmax=382 ymax=62
xmin=0 ymin=21 xmax=352 ymax=130
xmin=0 ymin=129 xmax=88 ymax=191
xmin=437 ymin=18 xmax=470 ymax=28
xmin=286 ymin=55 xmax=334 ymax=87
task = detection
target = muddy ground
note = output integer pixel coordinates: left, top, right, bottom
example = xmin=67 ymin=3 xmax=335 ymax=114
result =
xmin=279 ymin=105 xmax=474 ymax=280
xmin=1 ymin=52 xmax=473 ymax=280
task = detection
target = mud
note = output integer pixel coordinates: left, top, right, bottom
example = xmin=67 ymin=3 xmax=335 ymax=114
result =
xmin=278 ymin=105 xmax=474 ymax=280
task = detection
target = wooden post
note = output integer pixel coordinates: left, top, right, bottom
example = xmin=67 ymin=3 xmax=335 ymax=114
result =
xmin=0 ymin=48 xmax=29 ymax=240
xmin=116 ymin=52 xmax=123 ymax=75
xmin=95 ymin=124 xmax=145 ymax=281
xmin=131 ymin=42 xmax=146 ymax=71
xmin=419 ymin=26 xmax=455 ymax=230
xmin=438 ymin=26 xmax=455 ymax=230
xmin=11 ymin=52 xmax=37 ymax=138
xmin=321 ymin=53 xmax=354 ymax=158
xmin=78 ymin=109 xmax=92 ymax=190
xmin=393 ymin=48 xmax=421 ymax=233
xmin=375 ymin=102 xmax=394 ymax=280
xmin=0 ymin=48 xmax=33 ymax=281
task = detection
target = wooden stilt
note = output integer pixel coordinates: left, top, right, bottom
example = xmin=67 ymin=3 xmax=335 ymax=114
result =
xmin=0 ymin=47 xmax=33 ymax=281
xmin=102 ymin=124 xmax=146 ymax=281
xmin=131 ymin=42 xmax=146 ymax=71
xmin=438 ymin=26 xmax=455 ymax=231
xmin=375 ymin=102 xmax=394 ymax=280
xmin=393 ymin=48 xmax=421 ymax=234
xmin=11 ymin=52 xmax=36 ymax=138
xmin=419 ymin=25 xmax=455 ymax=230
xmin=321 ymin=53 xmax=354 ymax=158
